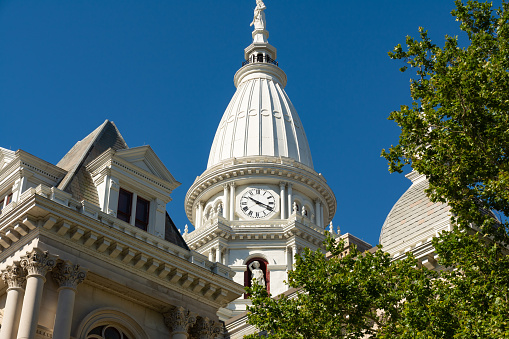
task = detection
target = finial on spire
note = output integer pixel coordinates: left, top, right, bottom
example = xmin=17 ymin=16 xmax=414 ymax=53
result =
xmin=250 ymin=0 xmax=268 ymax=43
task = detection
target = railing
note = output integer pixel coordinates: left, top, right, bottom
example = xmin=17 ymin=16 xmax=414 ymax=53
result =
xmin=242 ymin=55 xmax=278 ymax=67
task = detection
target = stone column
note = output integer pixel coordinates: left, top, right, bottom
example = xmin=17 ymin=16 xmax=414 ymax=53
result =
xmin=190 ymin=317 xmax=221 ymax=339
xmin=279 ymin=182 xmax=286 ymax=219
xmin=197 ymin=202 xmax=204 ymax=228
xmin=320 ymin=205 xmax=324 ymax=228
xmin=17 ymin=249 xmax=57 ymax=339
xmin=0 ymin=263 xmax=26 ymax=339
xmin=314 ymin=199 xmax=321 ymax=227
xmin=208 ymin=248 xmax=214 ymax=262
xmin=224 ymin=249 xmax=229 ymax=266
xmin=51 ymin=261 xmax=87 ymax=339
xmin=223 ymin=184 xmax=229 ymax=219
xmin=229 ymin=183 xmax=235 ymax=221
xmin=215 ymin=246 xmax=222 ymax=264
xmin=164 ymin=306 xmax=197 ymax=339
xmin=287 ymin=183 xmax=293 ymax=217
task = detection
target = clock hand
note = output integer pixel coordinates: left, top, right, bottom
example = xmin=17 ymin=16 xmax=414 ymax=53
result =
xmin=248 ymin=197 xmax=273 ymax=211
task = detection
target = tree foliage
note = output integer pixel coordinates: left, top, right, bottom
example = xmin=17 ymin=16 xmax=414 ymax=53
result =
xmin=246 ymin=1 xmax=509 ymax=338
xmin=382 ymin=0 xmax=509 ymax=241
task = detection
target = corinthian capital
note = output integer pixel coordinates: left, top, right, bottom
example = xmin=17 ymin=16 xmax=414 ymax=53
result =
xmin=1 ymin=262 xmax=26 ymax=289
xmin=191 ymin=316 xmax=221 ymax=339
xmin=52 ymin=261 xmax=87 ymax=290
xmin=20 ymin=249 xmax=57 ymax=278
xmin=164 ymin=306 xmax=197 ymax=334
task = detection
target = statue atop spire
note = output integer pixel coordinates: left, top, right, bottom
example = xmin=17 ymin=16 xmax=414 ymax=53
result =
xmin=250 ymin=0 xmax=269 ymax=44
xmin=250 ymin=0 xmax=266 ymax=31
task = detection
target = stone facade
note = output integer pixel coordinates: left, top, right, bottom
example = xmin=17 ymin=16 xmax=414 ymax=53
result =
xmin=0 ymin=122 xmax=244 ymax=339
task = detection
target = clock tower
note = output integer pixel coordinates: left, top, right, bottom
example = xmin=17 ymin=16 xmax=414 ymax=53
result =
xmin=184 ymin=1 xmax=336 ymax=317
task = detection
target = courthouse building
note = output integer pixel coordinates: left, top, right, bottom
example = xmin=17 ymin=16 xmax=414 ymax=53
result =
xmin=0 ymin=2 xmax=453 ymax=338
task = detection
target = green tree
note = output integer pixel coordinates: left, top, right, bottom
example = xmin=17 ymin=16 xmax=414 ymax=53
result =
xmin=246 ymin=1 xmax=509 ymax=338
xmin=383 ymin=1 xmax=509 ymax=335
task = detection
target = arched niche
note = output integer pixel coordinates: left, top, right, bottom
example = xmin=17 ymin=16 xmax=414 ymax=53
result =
xmin=244 ymin=257 xmax=270 ymax=298
xmin=76 ymin=308 xmax=148 ymax=339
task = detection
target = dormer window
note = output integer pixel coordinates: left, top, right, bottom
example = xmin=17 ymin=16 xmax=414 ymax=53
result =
xmin=117 ymin=188 xmax=149 ymax=231
xmin=0 ymin=192 xmax=13 ymax=212
xmin=135 ymin=196 xmax=149 ymax=230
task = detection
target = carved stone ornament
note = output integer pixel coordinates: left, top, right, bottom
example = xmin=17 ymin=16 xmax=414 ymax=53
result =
xmin=1 ymin=262 xmax=26 ymax=289
xmin=190 ymin=317 xmax=221 ymax=339
xmin=164 ymin=306 xmax=197 ymax=334
xmin=52 ymin=261 xmax=87 ymax=290
xmin=109 ymin=177 xmax=120 ymax=190
xmin=20 ymin=249 xmax=57 ymax=278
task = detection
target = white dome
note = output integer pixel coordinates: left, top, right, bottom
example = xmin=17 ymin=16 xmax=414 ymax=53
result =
xmin=207 ymin=62 xmax=314 ymax=169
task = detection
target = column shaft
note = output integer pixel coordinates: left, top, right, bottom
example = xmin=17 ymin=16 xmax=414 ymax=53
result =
xmin=216 ymin=247 xmax=222 ymax=263
xmin=17 ymin=275 xmax=45 ymax=339
xmin=280 ymin=183 xmax=286 ymax=219
xmin=315 ymin=200 xmax=321 ymax=227
xmin=229 ymin=183 xmax=235 ymax=220
xmin=52 ymin=288 xmax=76 ymax=339
xmin=0 ymin=287 xmax=24 ymax=339
xmin=287 ymin=184 xmax=293 ymax=217
xmin=223 ymin=185 xmax=229 ymax=219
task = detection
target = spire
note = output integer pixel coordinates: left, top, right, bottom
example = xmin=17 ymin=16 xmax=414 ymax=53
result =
xmin=243 ymin=0 xmax=277 ymax=66
xmin=250 ymin=0 xmax=268 ymax=43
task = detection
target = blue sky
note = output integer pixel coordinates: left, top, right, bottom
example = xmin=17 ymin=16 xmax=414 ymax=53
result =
xmin=0 ymin=0 xmax=471 ymax=246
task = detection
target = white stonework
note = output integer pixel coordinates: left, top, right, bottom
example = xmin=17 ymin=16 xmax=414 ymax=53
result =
xmin=185 ymin=1 xmax=337 ymax=320
xmin=0 ymin=121 xmax=243 ymax=338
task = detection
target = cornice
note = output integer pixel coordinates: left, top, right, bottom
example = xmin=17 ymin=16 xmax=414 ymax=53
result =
xmin=0 ymin=151 xmax=67 ymax=190
xmin=234 ymin=62 xmax=287 ymax=88
xmin=185 ymin=215 xmax=326 ymax=251
xmin=0 ymin=190 xmax=244 ymax=308
xmin=87 ymin=148 xmax=181 ymax=198
xmin=185 ymin=157 xmax=336 ymax=225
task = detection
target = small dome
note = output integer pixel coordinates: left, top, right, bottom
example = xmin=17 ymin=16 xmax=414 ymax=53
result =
xmin=207 ymin=63 xmax=313 ymax=169
xmin=379 ymin=171 xmax=451 ymax=256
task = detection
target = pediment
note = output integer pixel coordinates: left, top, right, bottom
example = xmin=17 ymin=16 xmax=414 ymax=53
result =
xmin=114 ymin=146 xmax=180 ymax=187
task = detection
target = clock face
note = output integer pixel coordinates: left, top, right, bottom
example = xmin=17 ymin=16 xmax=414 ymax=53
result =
xmin=240 ymin=188 xmax=276 ymax=219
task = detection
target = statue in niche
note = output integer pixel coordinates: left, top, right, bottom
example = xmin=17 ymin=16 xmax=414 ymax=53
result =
xmin=249 ymin=260 xmax=265 ymax=286
xmin=250 ymin=0 xmax=266 ymax=30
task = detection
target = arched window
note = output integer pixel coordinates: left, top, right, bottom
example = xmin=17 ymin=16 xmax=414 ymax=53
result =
xmin=87 ymin=325 xmax=131 ymax=339
xmin=244 ymin=257 xmax=270 ymax=298
xmin=77 ymin=308 xmax=148 ymax=339
xmin=257 ymin=53 xmax=264 ymax=62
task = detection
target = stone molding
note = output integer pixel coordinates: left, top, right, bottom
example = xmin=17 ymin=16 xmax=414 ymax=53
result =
xmin=20 ymin=249 xmax=57 ymax=278
xmin=1 ymin=262 xmax=26 ymax=289
xmin=164 ymin=306 xmax=197 ymax=334
xmin=0 ymin=193 xmax=244 ymax=308
xmin=52 ymin=260 xmax=88 ymax=290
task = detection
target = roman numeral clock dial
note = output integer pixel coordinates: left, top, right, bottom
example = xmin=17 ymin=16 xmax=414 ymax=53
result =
xmin=240 ymin=188 xmax=276 ymax=219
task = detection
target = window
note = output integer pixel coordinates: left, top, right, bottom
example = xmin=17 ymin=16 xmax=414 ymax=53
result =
xmin=0 ymin=193 xmax=13 ymax=212
xmin=135 ymin=196 xmax=149 ymax=230
xmin=117 ymin=188 xmax=149 ymax=231
xmin=117 ymin=189 xmax=132 ymax=223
